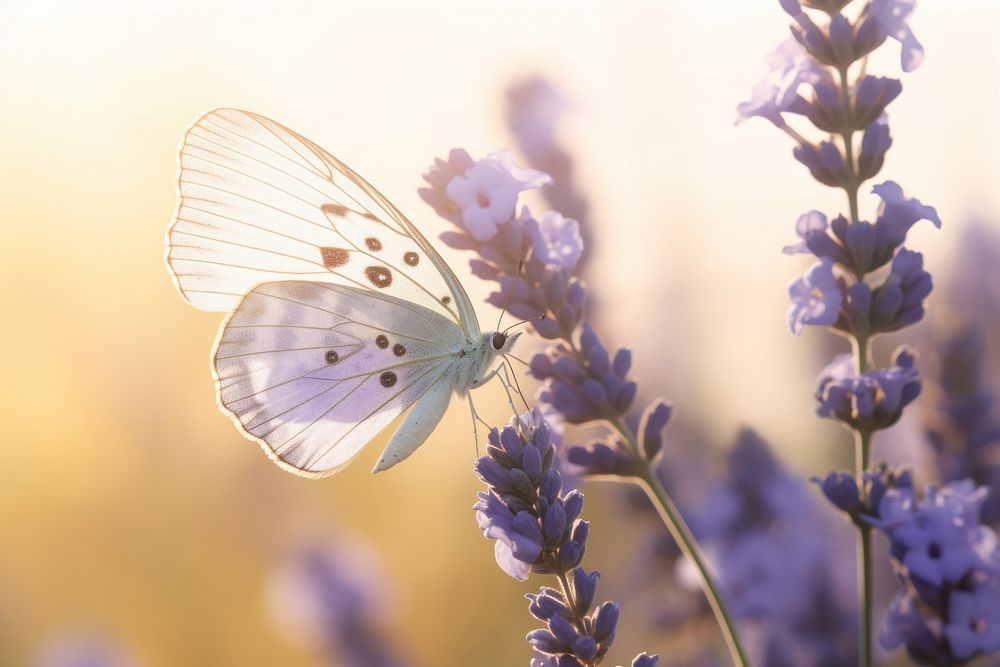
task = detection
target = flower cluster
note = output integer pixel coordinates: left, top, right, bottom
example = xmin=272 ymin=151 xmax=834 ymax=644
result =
xmin=821 ymin=469 xmax=1000 ymax=664
xmin=872 ymin=481 xmax=1000 ymax=665
xmin=474 ymin=412 xmax=657 ymax=667
xmin=734 ymin=1 xmax=982 ymax=664
xmin=815 ymin=346 xmax=921 ymax=432
xmin=421 ymin=148 xmax=668 ymax=473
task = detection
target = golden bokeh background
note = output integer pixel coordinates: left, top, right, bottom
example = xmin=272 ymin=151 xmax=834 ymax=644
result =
xmin=1 ymin=1 xmax=999 ymax=665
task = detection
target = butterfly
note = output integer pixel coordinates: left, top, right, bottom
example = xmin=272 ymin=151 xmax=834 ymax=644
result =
xmin=165 ymin=109 xmax=522 ymax=477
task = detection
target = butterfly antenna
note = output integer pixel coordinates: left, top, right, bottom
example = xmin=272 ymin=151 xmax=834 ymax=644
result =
xmin=502 ymin=314 xmax=547 ymax=336
xmin=496 ymin=260 xmax=525 ymax=332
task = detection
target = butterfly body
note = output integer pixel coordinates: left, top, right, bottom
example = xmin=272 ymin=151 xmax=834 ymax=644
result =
xmin=166 ymin=108 xmax=518 ymax=477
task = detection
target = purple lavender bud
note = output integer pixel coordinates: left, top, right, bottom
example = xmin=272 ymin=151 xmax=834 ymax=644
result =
xmin=567 ymin=442 xmax=637 ymax=477
xmin=553 ymin=356 xmax=584 ymax=383
xmin=543 ymin=501 xmax=568 ymax=548
xmin=806 ymin=72 xmax=847 ymax=133
xmin=794 ymin=141 xmax=849 ymax=188
xmin=853 ymin=76 xmax=902 ymax=128
xmin=858 ymin=115 xmax=892 ymax=181
xmin=790 ymin=12 xmax=839 ymax=66
xmin=872 ymin=249 xmax=933 ymax=333
xmin=814 ymin=471 xmax=862 ymax=514
xmin=500 ymin=425 xmax=525 ymax=459
xmin=611 ymin=348 xmax=631 ymax=379
xmin=539 ymin=469 xmax=563 ymax=503
xmin=558 ymin=541 xmax=583 ymax=571
xmin=631 ymin=654 xmax=660 ymax=667
xmin=527 ymin=629 xmax=567 ymax=655
xmin=548 ymin=613 xmax=580 ymax=647
xmin=475 ymin=457 xmax=515 ymax=493
xmin=527 ymin=590 xmax=569 ymax=622
xmin=592 ymin=602 xmax=620 ymax=642
xmin=827 ymin=13 xmax=854 ymax=64
xmin=580 ymin=379 xmax=610 ymax=411
xmin=639 ymin=399 xmax=673 ymax=460
xmin=522 ymin=444 xmax=544 ymax=485
xmin=514 ymin=510 xmax=546 ymax=548
xmin=571 ymin=636 xmax=598 ymax=662
xmin=572 ymin=568 xmax=600 ymax=616
xmin=561 ymin=490 xmax=583 ymax=523
xmin=511 ymin=468 xmax=539 ymax=498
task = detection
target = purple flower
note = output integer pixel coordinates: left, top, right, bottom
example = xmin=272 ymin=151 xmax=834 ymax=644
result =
xmin=736 ymin=38 xmax=824 ymax=126
xmin=871 ymin=480 xmax=1000 ymax=665
xmin=870 ymin=248 xmax=933 ymax=332
xmin=787 ymin=258 xmax=843 ymax=335
xmin=872 ymin=180 xmax=942 ymax=245
xmin=815 ymin=347 xmax=921 ymax=431
xmin=869 ymin=0 xmax=925 ymax=72
xmin=945 ymin=582 xmax=1000 ymax=659
xmin=526 ymin=211 xmax=583 ymax=271
xmin=630 ymin=654 xmax=659 ymax=667
xmin=444 ymin=150 xmax=550 ymax=241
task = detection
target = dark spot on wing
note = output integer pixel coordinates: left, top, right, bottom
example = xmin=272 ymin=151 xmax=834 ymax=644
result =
xmin=321 ymin=203 xmax=349 ymax=217
xmin=320 ymin=247 xmax=349 ymax=268
xmin=441 ymin=295 xmax=451 ymax=304
xmin=365 ymin=266 xmax=392 ymax=288
xmin=362 ymin=211 xmax=379 ymax=221
xmin=375 ymin=334 xmax=389 ymax=349
xmin=392 ymin=343 xmax=406 ymax=357
xmin=403 ymin=251 xmax=419 ymax=266
xmin=365 ymin=237 xmax=383 ymax=252
xmin=380 ymin=371 xmax=397 ymax=387
xmin=325 ymin=350 xmax=339 ymax=364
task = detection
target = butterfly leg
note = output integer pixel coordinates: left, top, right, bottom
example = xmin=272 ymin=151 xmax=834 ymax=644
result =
xmin=468 ymin=393 xmax=493 ymax=456
xmin=500 ymin=359 xmax=532 ymax=413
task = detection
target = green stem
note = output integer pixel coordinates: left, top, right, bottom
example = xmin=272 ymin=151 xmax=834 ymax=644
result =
xmin=855 ymin=428 xmax=874 ymax=667
xmin=837 ymin=65 xmax=860 ymax=224
xmin=852 ymin=332 xmax=874 ymax=667
xmin=609 ymin=417 xmax=751 ymax=667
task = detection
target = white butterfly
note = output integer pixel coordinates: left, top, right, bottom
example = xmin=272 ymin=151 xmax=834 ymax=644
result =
xmin=165 ymin=109 xmax=521 ymax=477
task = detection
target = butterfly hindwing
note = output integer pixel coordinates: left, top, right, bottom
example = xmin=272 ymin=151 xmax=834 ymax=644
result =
xmin=213 ymin=280 xmax=465 ymax=476
xmin=167 ymin=108 xmax=478 ymax=337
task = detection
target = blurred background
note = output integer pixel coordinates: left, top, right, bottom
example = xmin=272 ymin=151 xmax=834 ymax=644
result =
xmin=1 ymin=0 xmax=999 ymax=665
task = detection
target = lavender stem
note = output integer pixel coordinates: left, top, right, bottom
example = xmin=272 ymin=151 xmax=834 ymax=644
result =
xmin=607 ymin=416 xmax=751 ymax=667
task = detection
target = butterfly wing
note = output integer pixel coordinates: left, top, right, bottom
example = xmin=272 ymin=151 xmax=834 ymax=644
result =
xmin=213 ymin=280 xmax=465 ymax=477
xmin=166 ymin=108 xmax=481 ymax=340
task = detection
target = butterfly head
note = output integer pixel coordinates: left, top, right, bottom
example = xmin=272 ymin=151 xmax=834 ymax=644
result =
xmin=487 ymin=330 xmax=522 ymax=356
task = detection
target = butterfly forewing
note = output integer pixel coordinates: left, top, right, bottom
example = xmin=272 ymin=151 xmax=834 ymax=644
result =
xmin=214 ymin=280 xmax=465 ymax=476
xmin=167 ymin=108 xmax=478 ymax=338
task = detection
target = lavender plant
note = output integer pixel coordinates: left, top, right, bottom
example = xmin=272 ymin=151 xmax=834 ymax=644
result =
xmin=739 ymin=1 xmax=1000 ymax=664
xmin=421 ymin=150 xmax=745 ymax=662
xmin=474 ymin=410 xmax=658 ymax=667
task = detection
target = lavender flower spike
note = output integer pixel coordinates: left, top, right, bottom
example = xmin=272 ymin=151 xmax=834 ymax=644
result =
xmin=475 ymin=410 xmax=655 ymax=666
